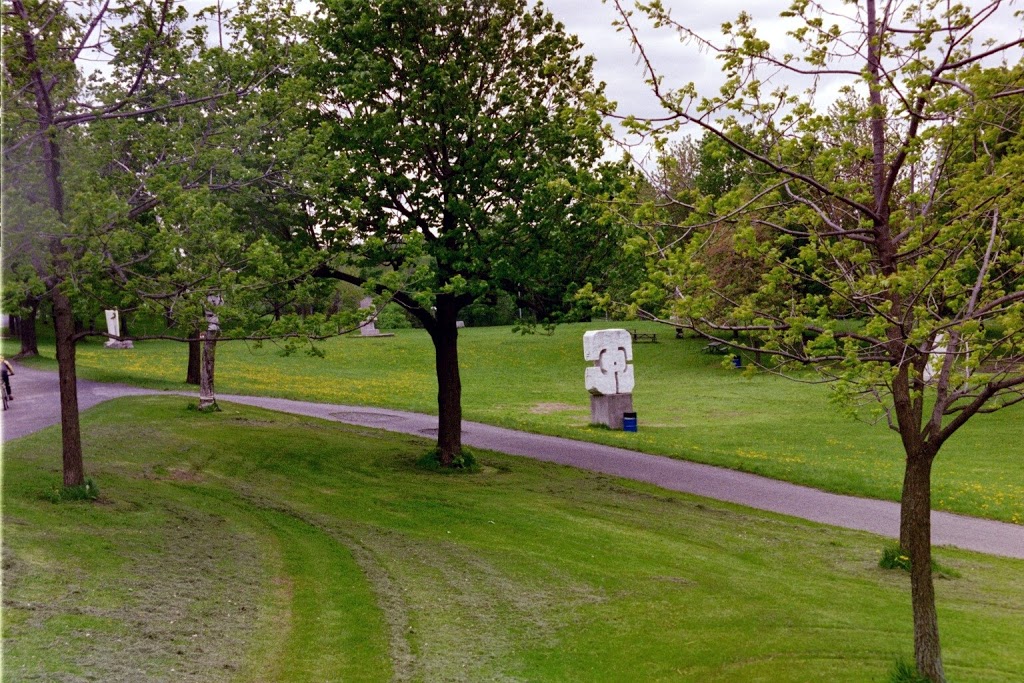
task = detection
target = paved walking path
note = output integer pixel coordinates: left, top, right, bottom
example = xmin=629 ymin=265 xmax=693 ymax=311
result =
xmin=4 ymin=366 xmax=1023 ymax=559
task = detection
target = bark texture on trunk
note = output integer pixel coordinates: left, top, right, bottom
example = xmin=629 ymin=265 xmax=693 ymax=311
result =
xmin=900 ymin=450 xmax=945 ymax=683
xmin=186 ymin=328 xmax=202 ymax=385
xmin=198 ymin=330 xmax=218 ymax=409
xmin=18 ymin=302 xmax=40 ymax=357
xmin=430 ymin=295 xmax=462 ymax=465
xmin=53 ymin=288 xmax=84 ymax=487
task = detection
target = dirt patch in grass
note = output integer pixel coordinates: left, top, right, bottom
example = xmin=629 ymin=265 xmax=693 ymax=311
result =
xmin=225 ymin=418 xmax=281 ymax=428
xmin=135 ymin=466 xmax=203 ymax=483
xmin=168 ymin=468 xmax=203 ymax=482
xmin=650 ymin=575 xmax=697 ymax=587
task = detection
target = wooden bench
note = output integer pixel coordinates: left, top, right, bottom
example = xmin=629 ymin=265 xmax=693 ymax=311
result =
xmin=631 ymin=329 xmax=657 ymax=343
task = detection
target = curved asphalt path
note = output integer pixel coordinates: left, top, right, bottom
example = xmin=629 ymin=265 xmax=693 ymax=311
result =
xmin=4 ymin=365 xmax=1023 ymax=559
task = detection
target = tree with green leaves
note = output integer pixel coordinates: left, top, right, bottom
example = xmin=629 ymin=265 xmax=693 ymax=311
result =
xmin=2 ymin=0 xmax=305 ymax=486
xmin=615 ymin=1 xmax=1024 ymax=680
xmin=307 ymin=0 xmax=626 ymax=466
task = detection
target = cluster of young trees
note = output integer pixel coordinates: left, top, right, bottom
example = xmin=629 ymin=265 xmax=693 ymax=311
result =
xmin=3 ymin=0 xmax=327 ymax=482
xmin=614 ymin=1 xmax=1023 ymax=680
xmin=2 ymin=0 xmax=633 ymax=474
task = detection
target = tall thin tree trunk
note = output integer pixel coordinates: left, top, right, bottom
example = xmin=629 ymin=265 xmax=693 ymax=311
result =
xmin=900 ymin=450 xmax=945 ymax=683
xmin=198 ymin=330 xmax=218 ymax=410
xmin=36 ymin=81 xmax=85 ymax=486
xmin=53 ymin=288 xmax=84 ymax=487
xmin=430 ymin=295 xmax=462 ymax=465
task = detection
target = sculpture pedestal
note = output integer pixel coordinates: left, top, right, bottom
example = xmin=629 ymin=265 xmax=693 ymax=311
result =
xmin=590 ymin=393 xmax=634 ymax=430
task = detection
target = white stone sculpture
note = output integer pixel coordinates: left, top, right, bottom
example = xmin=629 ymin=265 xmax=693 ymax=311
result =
xmin=359 ymin=296 xmax=381 ymax=336
xmin=583 ymin=329 xmax=635 ymax=429
xmin=104 ymin=309 xmax=133 ymax=349
xmin=357 ymin=295 xmax=394 ymax=338
xmin=584 ymin=329 xmax=634 ymax=395
xmin=105 ymin=309 xmax=120 ymax=338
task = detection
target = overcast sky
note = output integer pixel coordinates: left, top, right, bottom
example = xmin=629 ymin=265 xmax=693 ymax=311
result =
xmin=85 ymin=0 xmax=1023 ymax=161
xmin=544 ymin=0 xmax=1024 ymax=159
xmin=552 ymin=2 xmax=798 ymax=113
xmin=547 ymin=0 xmax=745 ymax=118
xmin=544 ymin=0 xmax=839 ymax=158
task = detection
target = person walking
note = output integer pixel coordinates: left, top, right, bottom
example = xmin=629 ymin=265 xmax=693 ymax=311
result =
xmin=1 ymin=356 xmax=15 ymax=401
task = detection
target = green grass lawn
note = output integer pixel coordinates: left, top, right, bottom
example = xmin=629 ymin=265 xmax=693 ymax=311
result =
xmin=11 ymin=321 xmax=1023 ymax=524
xmin=3 ymin=397 xmax=1023 ymax=681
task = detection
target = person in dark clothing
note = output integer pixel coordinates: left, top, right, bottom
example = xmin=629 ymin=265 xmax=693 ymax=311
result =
xmin=1 ymin=356 xmax=14 ymax=400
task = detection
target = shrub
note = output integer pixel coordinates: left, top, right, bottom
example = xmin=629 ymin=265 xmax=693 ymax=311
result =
xmin=879 ymin=543 xmax=912 ymax=572
xmin=888 ymin=657 xmax=931 ymax=683
xmin=416 ymin=447 xmax=479 ymax=473
xmin=879 ymin=543 xmax=960 ymax=579
xmin=45 ymin=478 xmax=100 ymax=503
xmin=375 ymin=303 xmax=413 ymax=330
xmin=461 ymin=290 xmax=518 ymax=327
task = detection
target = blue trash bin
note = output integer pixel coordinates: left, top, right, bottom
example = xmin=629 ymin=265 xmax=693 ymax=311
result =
xmin=731 ymin=355 xmax=742 ymax=369
xmin=623 ymin=412 xmax=638 ymax=432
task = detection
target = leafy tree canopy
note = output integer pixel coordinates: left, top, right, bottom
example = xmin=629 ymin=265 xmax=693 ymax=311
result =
xmin=307 ymin=0 xmax=631 ymax=462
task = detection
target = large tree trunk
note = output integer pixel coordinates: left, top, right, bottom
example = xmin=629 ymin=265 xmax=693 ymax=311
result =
xmin=430 ymin=295 xmax=462 ymax=465
xmin=186 ymin=326 xmax=202 ymax=385
xmin=900 ymin=449 xmax=945 ymax=683
xmin=18 ymin=300 xmax=40 ymax=357
xmin=53 ymin=288 xmax=84 ymax=487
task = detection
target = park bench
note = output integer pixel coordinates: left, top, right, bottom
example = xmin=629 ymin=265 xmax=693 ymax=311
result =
xmin=702 ymin=341 xmax=729 ymax=354
xmin=631 ymin=329 xmax=657 ymax=343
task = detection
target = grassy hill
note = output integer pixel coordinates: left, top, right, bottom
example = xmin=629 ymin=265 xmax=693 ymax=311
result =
xmin=3 ymin=397 xmax=1023 ymax=681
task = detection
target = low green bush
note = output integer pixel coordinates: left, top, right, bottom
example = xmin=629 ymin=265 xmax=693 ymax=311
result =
xmin=44 ymin=478 xmax=100 ymax=503
xmin=375 ymin=302 xmax=414 ymax=330
xmin=879 ymin=543 xmax=961 ymax=579
xmin=880 ymin=543 xmax=912 ymax=572
xmin=416 ymin=446 xmax=479 ymax=472
xmin=888 ymin=657 xmax=931 ymax=683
